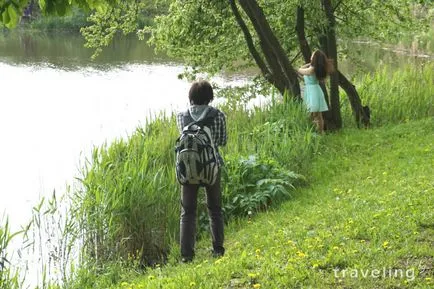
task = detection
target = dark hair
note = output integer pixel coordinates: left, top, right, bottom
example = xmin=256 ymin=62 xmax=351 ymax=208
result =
xmin=188 ymin=80 xmax=214 ymax=105
xmin=311 ymin=50 xmax=334 ymax=81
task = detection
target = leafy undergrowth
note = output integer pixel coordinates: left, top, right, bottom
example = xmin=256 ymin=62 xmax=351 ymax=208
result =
xmin=109 ymin=118 xmax=433 ymax=289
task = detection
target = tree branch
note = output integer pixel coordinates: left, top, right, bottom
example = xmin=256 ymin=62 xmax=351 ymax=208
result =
xmin=240 ymin=0 xmax=300 ymax=96
xmin=333 ymin=0 xmax=344 ymax=13
xmin=295 ymin=6 xmax=312 ymax=63
xmin=228 ymin=0 xmax=271 ymax=81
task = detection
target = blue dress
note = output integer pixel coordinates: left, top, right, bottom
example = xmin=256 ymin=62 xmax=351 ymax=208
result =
xmin=303 ymin=75 xmax=328 ymax=112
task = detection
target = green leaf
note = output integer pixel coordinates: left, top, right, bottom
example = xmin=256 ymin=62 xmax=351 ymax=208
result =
xmin=2 ymin=8 xmax=10 ymax=25
xmin=5 ymin=4 xmax=20 ymax=28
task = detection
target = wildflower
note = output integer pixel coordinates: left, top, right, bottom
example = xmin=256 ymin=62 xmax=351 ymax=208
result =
xmin=248 ymin=273 xmax=257 ymax=278
xmin=255 ymin=249 xmax=261 ymax=254
xmin=333 ymin=246 xmax=339 ymax=251
xmin=382 ymin=241 xmax=389 ymax=249
xmin=121 ymin=282 xmax=129 ymax=287
xmin=312 ymin=263 xmax=319 ymax=269
xmin=148 ymin=275 xmax=156 ymax=280
xmin=215 ymin=258 xmax=223 ymax=265
xmin=190 ymin=281 xmax=196 ymax=287
xmin=253 ymin=284 xmax=261 ymax=288
xmin=425 ymin=277 xmax=431 ymax=282
xmin=296 ymin=251 xmax=306 ymax=258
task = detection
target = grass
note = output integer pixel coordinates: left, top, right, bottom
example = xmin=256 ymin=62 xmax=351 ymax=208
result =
xmin=0 ymin=217 xmax=22 ymax=289
xmin=102 ymin=117 xmax=433 ymax=289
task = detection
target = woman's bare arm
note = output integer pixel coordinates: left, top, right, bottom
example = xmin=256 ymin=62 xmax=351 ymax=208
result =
xmin=298 ymin=65 xmax=314 ymax=75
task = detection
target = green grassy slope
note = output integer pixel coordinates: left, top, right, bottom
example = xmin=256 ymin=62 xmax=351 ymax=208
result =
xmin=109 ymin=118 xmax=434 ymax=289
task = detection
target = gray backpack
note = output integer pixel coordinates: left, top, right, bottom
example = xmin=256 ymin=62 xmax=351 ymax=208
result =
xmin=175 ymin=108 xmax=219 ymax=186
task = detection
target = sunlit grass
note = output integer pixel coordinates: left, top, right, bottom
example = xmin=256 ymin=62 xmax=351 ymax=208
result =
xmin=106 ymin=117 xmax=434 ymax=289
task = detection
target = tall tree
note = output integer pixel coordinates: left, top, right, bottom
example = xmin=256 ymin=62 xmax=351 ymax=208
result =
xmin=229 ymin=0 xmax=300 ymax=97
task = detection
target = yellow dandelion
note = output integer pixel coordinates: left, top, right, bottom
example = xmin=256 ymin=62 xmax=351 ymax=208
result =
xmin=214 ymin=258 xmax=223 ymax=265
xmin=425 ymin=277 xmax=432 ymax=282
xmin=255 ymin=248 xmax=261 ymax=254
xmin=382 ymin=241 xmax=389 ymax=249
xmin=360 ymin=239 xmax=366 ymax=243
xmin=189 ymin=281 xmax=196 ymax=287
xmin=333 ymin=246 xmax=339 ymax=251
xmin=296 ymin=251 xmax=306 ymax=258
xmin=253 ymin=284 xmax=261 ymax=289
xmin=312 ymin=263 xmax=319 ymax=269
xmin=148 ymin=275 xmax=155 ymax=280
xmin=248 ymin=273 xmax=257 ymax=278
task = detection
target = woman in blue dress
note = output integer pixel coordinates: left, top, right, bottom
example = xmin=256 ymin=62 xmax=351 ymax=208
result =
xmin=298 ymin=50 xmax=333 ymax=134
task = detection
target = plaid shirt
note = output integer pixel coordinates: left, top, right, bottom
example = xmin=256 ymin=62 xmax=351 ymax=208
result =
xmin=176 ymin=107 xmax=227 ymax=164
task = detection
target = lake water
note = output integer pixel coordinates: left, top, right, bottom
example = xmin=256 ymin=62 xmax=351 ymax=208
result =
xmin=0 ymin=32 xmax=248 ymax=231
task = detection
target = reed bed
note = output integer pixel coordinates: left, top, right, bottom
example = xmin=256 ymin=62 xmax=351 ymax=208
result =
xmin=73 ymin=97 xmax=317 ymax=268
xmin=340 ymin=62 xmax=434 ymax=126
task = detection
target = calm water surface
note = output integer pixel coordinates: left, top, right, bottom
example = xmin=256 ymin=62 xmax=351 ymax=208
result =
xmin=0 ymin=32 xmax=245 ymax=229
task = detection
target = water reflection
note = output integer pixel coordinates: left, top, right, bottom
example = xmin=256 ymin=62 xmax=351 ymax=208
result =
xmin=0 ymin=30 xmax=170 ymax=69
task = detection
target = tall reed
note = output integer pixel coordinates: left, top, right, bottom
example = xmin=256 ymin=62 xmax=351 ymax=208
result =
xmin=340 ymin=62 xmax=434 ymax=126
xmin=73 ymin=96 xmax=317 ymax=269
xmin=0 ymin=217 xmax=22 ymax=289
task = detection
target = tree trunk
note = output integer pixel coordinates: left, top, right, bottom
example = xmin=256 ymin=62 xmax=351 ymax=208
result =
xmin=338 ymin=72 xmax=370 ymax=127
xmin=322 ymin=0 xmax=342 ymax=130
xmin=237 ymin=0 xmax=300 ymax=98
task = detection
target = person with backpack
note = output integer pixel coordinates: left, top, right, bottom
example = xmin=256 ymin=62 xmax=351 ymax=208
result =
xmin=175 ymin=80 xmax=227 ymax=263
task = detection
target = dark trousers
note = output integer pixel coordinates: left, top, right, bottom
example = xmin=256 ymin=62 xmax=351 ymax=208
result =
xmin=180 ymin=172 xmax=224 ymax=259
